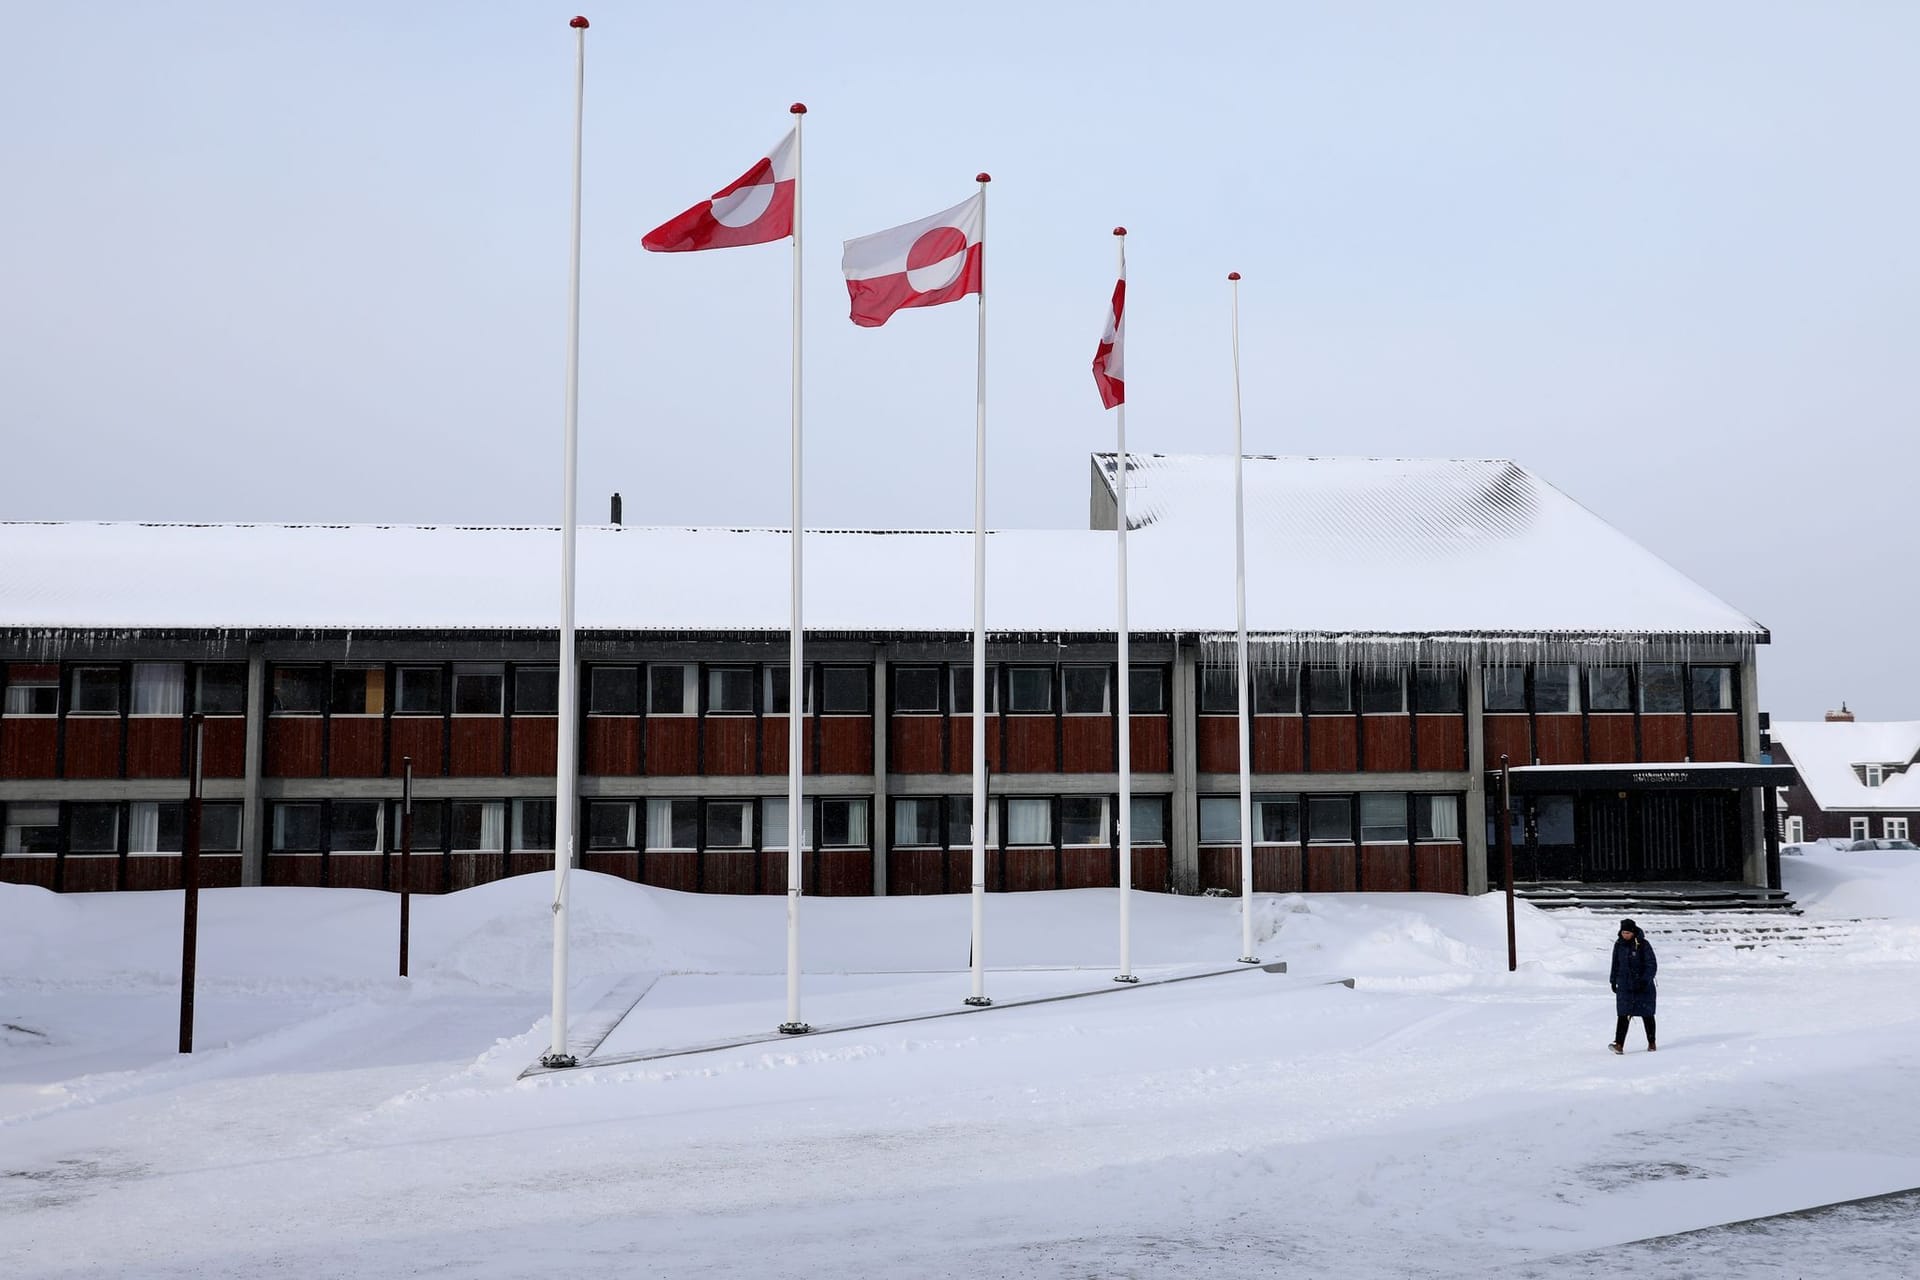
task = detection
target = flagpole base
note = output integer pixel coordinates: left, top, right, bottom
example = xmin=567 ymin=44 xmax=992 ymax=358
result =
xmin=539 ymin=1052 xmax=578 ymax=1069
xmin=1113 ymin=974 xmax=1139 ymax=984
xmin=1238 ymin=956 xmax=1261 ymax=965
xmin=963 ymin=995 xmax=992 ymax=1007
xmin=777 ymin=1021 xmax=812 ymax=1036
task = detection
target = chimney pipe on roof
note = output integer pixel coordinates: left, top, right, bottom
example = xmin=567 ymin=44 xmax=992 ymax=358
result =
xmin=610 ymin=492 xmax=622 ymax=526
xmin=1825 ymin=702 xmax=1854 ymax=723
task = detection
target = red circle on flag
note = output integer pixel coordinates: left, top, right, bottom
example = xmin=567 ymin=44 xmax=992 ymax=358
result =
xmin=906 ymin=226 xmax=969 ymax=292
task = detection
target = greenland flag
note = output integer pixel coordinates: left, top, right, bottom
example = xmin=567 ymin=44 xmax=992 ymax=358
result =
xmin=1092 ymin=274 xmax=1125 ymax=408
xmin=841 ymin=193 xmax=984 ymax=327
xmin=642 ymin=128 xmax=796 ymax=253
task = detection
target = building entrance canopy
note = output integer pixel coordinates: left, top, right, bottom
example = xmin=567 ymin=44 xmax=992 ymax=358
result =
xmin=1499 ymin=762 xmax=1798 ymax=793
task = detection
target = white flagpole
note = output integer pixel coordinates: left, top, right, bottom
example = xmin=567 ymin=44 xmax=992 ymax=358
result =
xmin=1230 ymin=271 xmax=1258 ymax=966
xmin=965 ymin=173 xmax=992 ymax=1009
xmin=543 ymin=14 xmax=591 ymax=1070
xmin=779 ymin=104 xmax=811 ymax=1036
xmin=1113 ymin=228 xmax=1137 ymax=985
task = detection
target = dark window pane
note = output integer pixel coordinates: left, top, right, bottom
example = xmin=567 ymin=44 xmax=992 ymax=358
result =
xmin=148 ymin=802 xmax=184 ymax=853
xmin=1307 ymin=670 xmax=1352 ymax=714
xmin=950 ymin=667 xmax=997 ymax=714
xmin=1482 ymin=667 xmax=1527 ymax=712
xmin=1198 ymin=667 xmax=1238 ymax=714
xmin=649 ymin=665 xmax=690 ymax=715
xmin=1255 ymin=668 xmax=1300 ymax=714
xmin=766 ymin=666 xmax=793 ymax=715
xmin=272 ymin=802 xmax=323 ymax=852
xmin=1198 ymin=797 xmax=1239 ymax=844
xmin=1413 ymin=669 xmax=1463 ymax=715
xmin=1689 ymin=667 xmax=1734 ymax=712
xmin=1256 ymin=795 xmax=1301 ymax=843
xmin=1007 ymin=668 xmax=1053 ymax=714
xmin=1062 ymin=667 xmax=1109 ymax=714
xmin=515 ymin=667 xmax=559 ymax=715
xmin=705 ymin=667 xmax=754 ymax=714
xmin=586 ymin=801 xmax=635 ymax=849
xmin=1588 ymin=667 xmax=1632 ymax=712
xmin=819 ymin=798 xmax=867 ymax=847
xmin=1128 ymin=667 xmax=1166 ymax=714
xmin=202 ymin=803 xmax=243 ymax=852
xmin=391 ymin=800 xmax=443 ymax=852
xmin=69 ymin=802 xmax=119 ymax=853
xmin=449 ymin=801 xmax=503 ymax=851
xmin=893 ymin=798 xmax=942 ymax=846
xmin=3 ymin=679 xmax=59 ymax=715
xmin=453 ymin=667 xmax=503 ymax=715
xmin=395 ymin=667 xmax=444 ymax=715
xmin=1357 ymin=671 xmax=1404 ymax=714
xmin=1534 ymin=665 xmax=1578 ymax=714
xmin=195 ymin=666 xmax=247 ymax=715
xmin=589 ymin=667 xmax=639 ymax=715
xmin=1640 ymin=664 xmax=1685 ymax=713
xmin=893 ymin=667 xmax=941 ymax=713
xmin=1307 ymin=796 xmax=1352 ymax=843
xmin=946 ymin=796 xmax=995 ymax=848
xmin=1060 ymin=797 xmax=1108 ymax=845
xmin=331 ymin=800 xmax=382 ymax=852
xmin=514 ymin=800 xmax=556 ymax=851
xmin=1129 ymin=796 xmax=1167 ymax=844
xmin=820 ymin=667 xmax=870 ymax=714
xmin=331 ymin=666 xmax=385 ymax=714
xmin=271 ymin=666 xmax=325 ymax=714
xmin=1535 ymin=795 xmax=1575 ymax=845
xmin=705 ymin=801 xmax=751 ymax=849
xmin=1359 ymin=793 xmax=1408 ymax=843
xmin=70 ymin=668 xmax=121 ymax=714
xmin=4 ymin=804 xmax=61 ymax=854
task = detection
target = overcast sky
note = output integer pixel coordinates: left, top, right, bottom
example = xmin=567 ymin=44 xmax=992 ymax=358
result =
xmin=3 ymin=3 xmax=1915 ymax=721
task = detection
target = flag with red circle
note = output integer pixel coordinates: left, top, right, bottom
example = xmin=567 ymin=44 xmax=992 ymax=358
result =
xmin=1092 ymin=274 xmax=1125 ymax=408
xmin=840 ymin=193 xmax=984 ymax=327
xmin=642 ymin=128 xmax=797 ymax=253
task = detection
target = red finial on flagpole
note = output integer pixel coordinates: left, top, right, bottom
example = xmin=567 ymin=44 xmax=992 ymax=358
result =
xmin=570 ymin=16 xmax=589 ymax=28
xmin=1228 ymin=271 xmax=1241 ymax=280
xmin=976 ymin=173 xmax=991 ymax=184
xmin=1113 ymin=226 xmax=1127 ymax=236
xmin=790 ymin=103 xmax=807 ymax=114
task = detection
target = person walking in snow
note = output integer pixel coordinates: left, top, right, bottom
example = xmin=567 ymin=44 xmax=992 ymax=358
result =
xmin=1609 ymin=919 xmax=1657 ymax=1054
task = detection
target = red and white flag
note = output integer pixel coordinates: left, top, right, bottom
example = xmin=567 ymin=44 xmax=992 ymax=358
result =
xmin=841 ymin=193 xmax=983 ymax=327
xmin=1092 ymin=275 xmax=1125 ymax=408
xmin=642 ymin=129 xmax=797 ymax=253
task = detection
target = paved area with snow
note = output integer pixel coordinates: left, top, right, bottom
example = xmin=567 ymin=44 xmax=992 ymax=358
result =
xmin=5 ymin=850 xmax=1919 ymax=1277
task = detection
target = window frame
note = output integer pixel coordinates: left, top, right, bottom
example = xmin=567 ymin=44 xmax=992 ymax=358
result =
xmin=329 ymin=664 xmax=386 ymax=717
xmin=892 ymin=797 xmax=944 ymax=848
xmin=68 ymin=666 xmax=122 ymax=716
xmin=1358 ymin=792 xmax=1409 ymax=844
xmin=764 ymin=665 xmax=814 ymax=716
xmin=1004 ymin=796 xmax=1052 ymax=846
xmin=1639 ymin=663 xmax=1686 ymax=714
xmin=645 ymin=797 xmax=700 ymax=851
xmin=1058 ymin=795 xmax=1110 ymax=847
xmin=817 ymin=797 xmax=870 ymax=848
xmin=587 ymin=666 xmax=640 ymax=716
xmin=817 ymin=665 xmax=871 ymax=716
xmin=949 ymin=666 xmax=999 ymax=715
xmin=1849 ymin=816 xmax=1871 ymax=842
xmin=1481 ymin=666 xmax=1527 ymax=713
xmin=585 ymin=800 xmax=637 ymax=851
xmin=648 ymin=663 xmax=697 ymax=717
xmin=1587 ymin=666 xmax=1634 ymax=713
xmin=1005 ymin=667 xmax=1054 ymax=716
xmin=511 ymin=798 xmax=556 ymax=852
xmin=1533 ymin=664 xmax=1580 ymax=715
xmin=1306 ymin=795 xmax=1354 ymax=845
xmin=1782 ymin=815 xmax=1804 ymax=845
xmin=1305 ymin=668 xmax=1352 ymax=715
xmin=891 ymin=666 xmax=943 ymax=715
xmin=944 ymin=796 xmax=998 ymax=849
xmin=1415 ymin=794 xmax=1464 ymax=843
xmin=3 ymin=802 xmax=61 ymax=856
xmin=1688 ymin=666 xmax=1736 ymax=713
xmin=129 ymin=662 xmax=187 ymax=717
xmin=3 ymin=674 xmax=59 ymax=717
xmin=194 ymin=665 xmax=247 ymax=716
xmin=393 ymin=665 xmax=446 ymax=716
xmin=1061 ymin=666 xmax=1111 ymax=716
xmin=1885 ymin=817 xmax=1911 ymax=842
xmin=1412 ymin=668 xmax=1464 ymax=716
xmin=329 ymin=799 xmax=385 ymax=854
xmin=705 ymin=665 xmax=756 ymax=716
xmin=449 ymin=799 xmax=506 ymax=853
xmin=452 ymin=664 xmax=505 ymax=717
xmin=270 ymin=801 xmax=325 ymax=853
xmin=513 ymin=666 xmax=560 ymax=716
xmin=1863 ymin=765 xmax=1885 ymax=789
xmin=1129 ymin=794 xmax=1168 ymax=845
xmin=1128 ymin=666 xmax=1168 ymax=715
xmin=703 ymin=799 xmax=754 ymax=850
xmin=1356 ymin=670 xmax=1405 ymax=715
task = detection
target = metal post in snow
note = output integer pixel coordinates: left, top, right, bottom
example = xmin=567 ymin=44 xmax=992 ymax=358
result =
xmin=399 ymin=756 xmax=413 ymax=979
xmin=778 ymin=102 xmax=811 ymax=1036
xmin=965 ymin=173 xmax=993 ymax=1009
xmin=178 ymin=713 xmax=204 ymax=1054
xmin=542 ymin=14 xmax=590 ymax=1071
xmin=1500 ymin=754 xmax=1517 ymax=972
xmin=1230 ymin=272 xmax=1258 ymax=965
xmin=1113 ymin=227 xmax=1137 ymax=984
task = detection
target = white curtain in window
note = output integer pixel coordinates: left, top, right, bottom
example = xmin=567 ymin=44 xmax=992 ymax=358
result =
xmin=1006 ymin=797 xmax=1050 ymax=845
xmin=762 ymin=797 xmax=789 ymax=850
xmin=131 ymin=663 xmax=186 ymax=715
xmin=479 ymin=802 xmax=504 ymax=851
xmin=128 ymin=802 xmax=160 ymax=853
xmin=840 ymin=800 xmax=868 ymax=848
xmin=646 ymin=799 xmax=686 ymax=849
xmin=1427 ymin=795 xmax=1460 ymax=841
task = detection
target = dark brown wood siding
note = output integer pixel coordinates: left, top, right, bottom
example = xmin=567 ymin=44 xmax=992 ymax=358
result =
xmin=947 ymin=715 xmax=1002 ymax=774
xmin=61 ymin=857 xmax=119 ymax=892
xmin=814 ymin=850 xmax=873 ymax=896
xmin=760 ymin=716 xmax=817 ymax=776
xmin=1059 ymin=848 xmax=1114 ymax=889
xmin=265 ymin=717 xmax=324 ymax=777
xmin=1693 ymin=714 xmax=1741 ymax=762
xmin=818 ymin=717 xmax=873 ymax=775
xmin=1253 ymin=717 xmax=1306 ymax=774
xmin=202 ymin=718 xmax=246 ymax=778
xmin=1131 ymin=847 xmax=1171 ymax=893
xmin=641 ymin=851 xmax=698 ymax=892
xmin=1305 ymin=845 xmax=1358 ymax=892
xmin=449 ymin=719 xmax=505 ymax=777
xmin=889 ymin=716 xmax=943 ymax=773
xmin=1199 ymin=844 xmax=1303 ymax=894
xmin=63 ymin=719 xmax=121 ymax=779
xmin=328 ymin=853 xmax=385 ymax=890
xmin=1641 ymin=714 xmax=1688 ymax=761
xmin=1061 ymin=718 xmax=1115 ymax=773
xmin=580 ymin=850 xmax=637 ymax=882
xmin=1361 ymin=717 xmax=1413 ymax=772
xmin=125 ymin=718 xmax=184 ymax=778
xmin=1534 ymin=715 xmax=1584 ymax=766
xmin=1196 ymin=716 xmax=1238 ymax=773
xmin=701 ymin=718 xmax=756 ymax=776
xmin=1002 ymin=717 xmax=1055 ymax=773
xmin=1129 ymin=716 xmax=1171 ymax=773
xmin=1483 ymin=715 xmax=1531 ymax=769
xmin=327 ymin=718 xmax=384 ymax=777
xmin=1002 ymin=847 xmax=1055 ymax=891
xmin=1414 ymin=843 xmax=1466 ymax=894
xmin=510 ymin=717 xmax=558 ymax=776
xmin=1588 ymin=714 xmax=1636 ymax=764
xmin=0 ymin=718 xmax=58 ymax=778
xmin=644 ymin=719 xmax=699 ymax=775
xmin=1308 ymin=718 xmax=1358 ymax=773
xmin=584 ymin=717 xmax=640 ymax=775
xmin=0 ymin=858 xmax=57 ymax=889
xmin=1359 ymin=843 xmax=1413 ymax=892
xmin=388 ymin=717 xmax=443 ymax=776
xmin=701 ymin=851 xmax=757 ymax=894
xmin=1415 ymin=716 xmax=1466 ymax=771
xmin=886 ymin=848 xmax=946 ymax=895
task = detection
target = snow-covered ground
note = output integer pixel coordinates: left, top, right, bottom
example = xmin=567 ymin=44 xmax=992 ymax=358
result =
xmin=5 ymin=851 xmax=1919 ymax=1278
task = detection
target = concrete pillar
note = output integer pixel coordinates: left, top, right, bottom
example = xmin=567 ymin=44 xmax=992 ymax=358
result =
xmin=871 ymin=652 xmax=888 ymax=896
xmin=1169 ymin=637 xmax=1199 ymax=894
xmin=240 ymin=642 xmax=266 ymax=887
xmin=1464 ymin=659 xmax=1490 ymax=896
xmin=1740 ymin=654 xmax=1767 ymax=887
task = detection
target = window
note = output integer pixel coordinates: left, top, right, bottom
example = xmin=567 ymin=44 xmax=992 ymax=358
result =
xmin=1849 ymin=817 xmax=1871 ymax=842
xmin=1482 ymin=667 xmax=1526 ymax=713
xmin=1199 ymin=667 xmax=1237 ymax=714
xmin=1416 ymin=795 xmax=1462 ymax=841
xmin=1062 ymin=667 xmax=1109 ymax=715
xmin=1412 ymin=669 xmax=1463 ymax=715
xmin=195 ymin=665 xmax=247 ymax=715
xmin=1783 ymin=815 xmax=1804 ymax=845
xmin=707 ymin=667 xmax=754 ymax=714
xmin=69 ymin=667 xmax=121 ymax=715
xmin=1357 ymin=670 xmax=1404 ymax=715
xmin=1007 ymin=667 xmax=1053 ymax=714
xmin=512 ymin=799 xmax=555 ymax=852
xmin=1307 ymin=796 xmax=1352 ymax=844
xmin=1129 ymin=796 xmax=1167 ymax=845
xmin=64 ymin=803 xmax=117 ymax=853
xmin=330 ymin=801 xmax=383 ymax=853
xmin=271 ymin=802 xmax=323 ymax=852
xmin=389 ymin=799 xmax=443 ymax=852
xmin=331 ymin=665 xmax=386 ymax=715
xmin=453 ymin=664 xmax=504 ymax=716
xmin=1359 ymin=793 xmax=1408 ymax=843
xmin=949 ymin=667 xmax=998 ymax=714
xmin=450 ymin=800 xmax=505 ymax=852
xmin=271 ymin=666 xmax=326 ymax=714
xmin=763 ymin=797 xmax=791 ymax=850
xmin=1534 ymin=665 xmax=1579 ymax=714
xmin=395 ymin=666 xmax=444 ymax=715
xmin=3 ymin=803 xmax=59 ymax=855
xmin=586 ymin=801 xmax=635 ymax=850
xmin=589 ymin=667 xmax=639 ymax=715
xmin=893 ymin=798 xmax=943 ymax=847
xmin=1257 ymin=795 xmax=1301 ymax=843
xmin=945 ymin=797 xmax=997 ymax=849
xmin=1198 ymin=796 xmax=1240 ymax=844
xmin=892 ymin=667 xmax=942 ymax=713
xmin=514 ymin=666 xmax=559 ymax=715
xmin=1689 ymin=667 xmax=1734 ymax=712
xmin=1255 ymin=668 xmax=1300 ymax=714
xmin=1640 ymin=664 xmax=1685 ymax=714
xmin=202 ymin=803 xmax=243 ymax=853
xmin=1863 ymin=765 xmax=1884 ymax=789
xmin=1129 ymin=667 xmax=1167 ymax=714
xmin=1060 ymin=796 xmax=1110 ymax=846
xmin=819 ymin=798 xmax=869 ymax=847
xmin=130 ymin=663 xmax=185 ymax=716
xmin=765 ymin=666 xmax=814 ymax=716
xmin=129 ymin=801 xmax=183 ymax=853
xmin=1885 ymin=818 xmax=1910 ymax=841
xmin=648 ymin=664 xmax=695 ymax=716
xmin=1535 ymin=795 xmax=1576 ymax=846
xmin=3 ymin=673 xmax=57 ymax=716
xmin=1307 ymin=669 xmax=1351 ymax=714
xmin=646 ymin=798 xmax=699 ymax=850
xmin=1588 ymin=666 xmax=1633 ymax=712
xmin=705 ymin=800 xmax=753 ymax=850
xmin=819 ymin=667 xmax=871 ymax=715
xmin=1006 ymin=797 xmax=1051 ymax=845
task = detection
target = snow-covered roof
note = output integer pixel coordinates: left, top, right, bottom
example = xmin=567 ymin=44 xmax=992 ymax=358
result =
xmin=1773 ymin=720 xmax=1920 ymax=813
xmin=0 ymin=456 xmax=1763 ymax=641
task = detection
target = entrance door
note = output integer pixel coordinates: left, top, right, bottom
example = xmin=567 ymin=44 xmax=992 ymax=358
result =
xmin=1586 ymin=794 xmax=1631 ymax=879
xmin=1531 ymin=794 xmax=1579 ymax=880
xmin=1686 ymin=790 xmax=1742 ymax=882
xmin=1635 ymin=794 xmax=1688 ymax=881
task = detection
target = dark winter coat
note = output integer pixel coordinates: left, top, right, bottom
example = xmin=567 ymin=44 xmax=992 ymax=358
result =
xmin=1610 ymin=933 xmax=1658 ymax=1018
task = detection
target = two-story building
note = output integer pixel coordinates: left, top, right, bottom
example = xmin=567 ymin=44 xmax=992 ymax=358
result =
xmin=1773 ymin=707 xmax=1920 ymax=846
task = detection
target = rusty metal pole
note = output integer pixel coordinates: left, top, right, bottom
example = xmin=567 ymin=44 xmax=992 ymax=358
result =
xmin=399 ymin=756 xmax=413 ymax=978
xmin=1500 ymin=753 xmax=1516 ymax=972
xmin=179 ymin=713 xmax=205 ymax=1054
